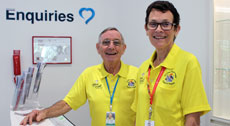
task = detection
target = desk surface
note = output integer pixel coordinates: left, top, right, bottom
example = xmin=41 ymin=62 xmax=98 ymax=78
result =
xmin=10 ymin=110 xmax=75 ymax=126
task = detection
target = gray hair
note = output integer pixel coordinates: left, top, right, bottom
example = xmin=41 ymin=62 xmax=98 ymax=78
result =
xmin=98 ymin=27 xmax=125 ymax=44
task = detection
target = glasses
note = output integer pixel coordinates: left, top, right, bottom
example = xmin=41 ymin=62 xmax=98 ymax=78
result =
xmin=101 ymin=39 xmax=122 ymax=46
xmin=148 ymin=22 xmax=176 ymax=31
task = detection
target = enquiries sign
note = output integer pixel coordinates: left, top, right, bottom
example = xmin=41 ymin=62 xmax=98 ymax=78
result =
xmin=5 ymin=8 xmax=95 ymax=24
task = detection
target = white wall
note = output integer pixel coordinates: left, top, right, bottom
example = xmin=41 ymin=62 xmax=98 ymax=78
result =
xmin=0 ymin=0 xmax=213 ymax=125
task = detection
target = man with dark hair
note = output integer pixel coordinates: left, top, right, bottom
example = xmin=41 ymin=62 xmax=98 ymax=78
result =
xmin=132 ymin=1 xmax=211 ymax=126
xmin=20 ymin=27 xmax=138 ymax=126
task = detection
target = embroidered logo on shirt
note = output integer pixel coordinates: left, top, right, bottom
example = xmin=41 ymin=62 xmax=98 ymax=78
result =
xmin=139 ymin=73 xmax=145 ymax=84
xmin=127 ymin=79 xmax=136 ymax=88
xmin=92 ymin=80 xmax=102 ymax=89
xmin=163 ymin=71 xmax=176 ymax=85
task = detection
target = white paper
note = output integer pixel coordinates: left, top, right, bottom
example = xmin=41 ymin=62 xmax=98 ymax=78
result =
xmin=10 ymin=110 xmax=54 ymax=126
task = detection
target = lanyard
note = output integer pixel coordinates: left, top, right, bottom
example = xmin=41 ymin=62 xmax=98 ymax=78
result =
xmin=105 ymin=76 xmax=120 ymax=109
xmin=147 ymin=66 xmax=166 ymax=120
xmin=147 ymin=66 xmax=166 ymax=105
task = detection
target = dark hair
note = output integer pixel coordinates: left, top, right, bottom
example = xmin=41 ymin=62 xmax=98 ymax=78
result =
xmin=145 ymin=1 xmax=180 ymax=29
xmin=98 ymin=27 xmax=125 ymax=43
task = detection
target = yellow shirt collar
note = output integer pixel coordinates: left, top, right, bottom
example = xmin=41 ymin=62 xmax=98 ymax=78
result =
xmin=100 ymin=61 xmax=127 ymax=78
xmin=146 ymin=43 xmax=180 ymax=71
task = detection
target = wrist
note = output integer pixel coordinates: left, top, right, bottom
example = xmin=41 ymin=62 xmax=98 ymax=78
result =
xmin=41 ymin=109 xmax=49 ymax=119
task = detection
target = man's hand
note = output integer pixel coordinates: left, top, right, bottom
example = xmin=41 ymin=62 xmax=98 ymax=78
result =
xmin=20 ymin=110 xmax=46 ymax=126
xmin=19 ymin=100 xmax=71 ymax=126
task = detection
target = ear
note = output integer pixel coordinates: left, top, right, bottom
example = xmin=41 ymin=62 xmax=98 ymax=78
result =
xmin=175 ymin=25 xmax=181 ymax=36
xmin=122 ymin=44 xmax=127 ymax=54
xmin=96 ymin=43 xmax=100 ymax=54
xmin=144 ymin=24 xmax=148 ymax=36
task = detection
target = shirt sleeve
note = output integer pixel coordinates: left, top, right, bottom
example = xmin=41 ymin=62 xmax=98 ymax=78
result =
xmin=181 ymin=56 xmax=211 ymax=116
xmin=63 ymin=72 xmax=87 ymax=110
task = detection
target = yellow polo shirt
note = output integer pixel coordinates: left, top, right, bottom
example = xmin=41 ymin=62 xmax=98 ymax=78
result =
xmin=64 ymin=61 xmax=138 ymax=126
xmin=131 ymin=44 xmax=211 ymax=126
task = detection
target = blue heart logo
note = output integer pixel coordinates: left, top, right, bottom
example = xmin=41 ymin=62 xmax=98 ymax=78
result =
xmin=79 ymin=8 xmax=95 ymax=24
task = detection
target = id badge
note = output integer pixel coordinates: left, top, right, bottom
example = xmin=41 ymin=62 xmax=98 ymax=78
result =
xmin=145 ymin=120 xmax=154 ymax=126
xmin=106 ymin=112 xmax=115 ymax=126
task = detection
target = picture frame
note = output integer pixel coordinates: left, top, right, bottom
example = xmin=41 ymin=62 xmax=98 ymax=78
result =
xmin=32 ymin=36 xmax=72 ymax=64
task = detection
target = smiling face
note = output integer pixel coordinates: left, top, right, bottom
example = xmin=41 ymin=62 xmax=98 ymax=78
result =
xmin=96 ymin=30 xmax=126 ymax=65
xmin=145 ymin=9 xmax=180 ymax=50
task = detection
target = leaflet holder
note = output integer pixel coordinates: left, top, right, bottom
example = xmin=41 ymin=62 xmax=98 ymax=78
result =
xmin=11 ymin=62 xmax=47 ymax=111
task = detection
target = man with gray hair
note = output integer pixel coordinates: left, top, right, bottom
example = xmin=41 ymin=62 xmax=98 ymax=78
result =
xmin=21 ymin=27 xmax=138 ymax=126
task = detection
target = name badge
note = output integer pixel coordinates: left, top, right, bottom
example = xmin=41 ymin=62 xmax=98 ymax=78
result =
xmin=106 ymin=112 xmax=115 ymax=126
xmin=145 ymin=120 xmax=155 ymax=126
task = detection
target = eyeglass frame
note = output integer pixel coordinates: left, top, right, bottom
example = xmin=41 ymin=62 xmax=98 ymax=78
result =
xmin=100 ymin=39 xmax=124 ymax=46
xmin=147 ymin=22 xmax=176 ymax=31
